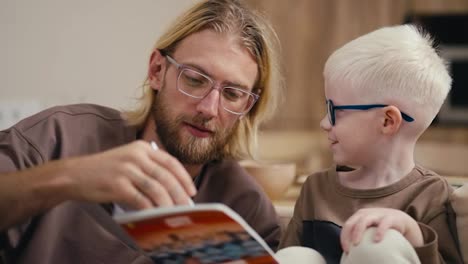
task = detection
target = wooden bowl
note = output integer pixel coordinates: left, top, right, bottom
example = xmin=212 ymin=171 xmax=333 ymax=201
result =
xmin=240 ymin=160 xmax=296 ymax=200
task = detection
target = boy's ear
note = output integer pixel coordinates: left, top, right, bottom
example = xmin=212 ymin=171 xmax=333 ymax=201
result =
xmin=381 ymin=106 xmax=402 ymax=135
xmin=148 ymin=49 xmax=166 ymax=91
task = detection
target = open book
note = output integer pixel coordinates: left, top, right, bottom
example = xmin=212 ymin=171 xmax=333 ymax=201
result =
xmin=113 ymin=203 xmax=280 ymax=264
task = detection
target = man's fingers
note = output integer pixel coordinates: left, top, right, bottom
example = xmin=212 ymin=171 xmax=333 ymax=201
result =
xmin=148 ymin=163 xmax=192 ymax=205
xmin=137 ymin=156 xmax=193 ymax=206
xmin=131 ymin=190 xmax=153 ymax=209
xmin=132 ymin=170 xmax=174 ymax=207
xmin=147 ymin=148 xmax=197 ymax=196
xmin=116 ymin=178 xmax=153 ymax=210
xmin=96 ymin=141 xmax=196 ymax=208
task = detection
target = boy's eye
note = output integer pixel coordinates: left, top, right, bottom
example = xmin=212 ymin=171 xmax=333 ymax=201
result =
xmin=334 ymin=109 xmax=345 ymax=117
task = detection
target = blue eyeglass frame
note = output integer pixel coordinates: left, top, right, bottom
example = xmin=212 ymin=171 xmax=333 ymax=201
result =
xmin=326 ymin=99 xmax=414 ymax=126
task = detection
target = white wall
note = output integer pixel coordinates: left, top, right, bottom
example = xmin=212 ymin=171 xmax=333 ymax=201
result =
xmin=0 ymin=0 xmax=193 ymax=128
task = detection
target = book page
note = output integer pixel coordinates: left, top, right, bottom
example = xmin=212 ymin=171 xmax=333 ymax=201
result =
xmin=114 ymin=203 xmax=279 ymax=264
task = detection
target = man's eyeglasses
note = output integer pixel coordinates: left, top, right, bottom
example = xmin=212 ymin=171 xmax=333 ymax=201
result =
xmin=326 ymin=99 xmax=414 ymax=126
xmin=165 ymin=55 xmax=259 ymax=115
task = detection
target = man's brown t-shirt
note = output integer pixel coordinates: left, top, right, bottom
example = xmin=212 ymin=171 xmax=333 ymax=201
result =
xmin=0 ymin=104 xmax=280 ymax=263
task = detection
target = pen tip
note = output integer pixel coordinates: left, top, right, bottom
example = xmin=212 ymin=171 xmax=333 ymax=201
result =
xmin=151 ymin=141 xmax=159 ymax=151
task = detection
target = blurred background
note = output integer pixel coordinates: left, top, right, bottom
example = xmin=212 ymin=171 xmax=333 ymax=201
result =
xmin=249 ymin=0 xmax=468 ymax=130
xmin=2 ymin=0 xmax=468 ymax=180
xmin=1 ymin=0 xmax=194 ymax=127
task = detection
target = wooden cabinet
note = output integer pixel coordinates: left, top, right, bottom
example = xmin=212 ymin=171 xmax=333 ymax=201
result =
xmin=248 ymin=0 xmax=407 ymax=130
xmin=421 ymin=126 xmax=468 ymax=144
xmin=410 ymin=0 xmax=468 ymax=14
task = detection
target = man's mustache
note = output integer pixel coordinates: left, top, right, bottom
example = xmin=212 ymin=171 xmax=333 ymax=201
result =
xmin=181 ymin=114 xmax=217 ymax=132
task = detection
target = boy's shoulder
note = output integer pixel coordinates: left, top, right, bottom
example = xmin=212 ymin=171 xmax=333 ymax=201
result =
xmin=412 ymin=165 xmax=454 ymax=196
xmin=413 ymin=165 xmax=453 ymax=188
xmin=303 ymin=168 xmax=332 ymax=184
xmin=298 ymin=168 xmax=335 ymax=196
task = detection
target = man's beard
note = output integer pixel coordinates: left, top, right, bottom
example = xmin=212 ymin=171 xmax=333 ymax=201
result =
xmin=152 ymin=92 xmax=237 ymax=165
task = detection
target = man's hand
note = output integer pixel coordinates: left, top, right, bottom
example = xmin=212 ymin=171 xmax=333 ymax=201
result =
xmin=0 ymin=140 xmax=197 ymax=231
xmin=64 ymin=140 xmax=197 ymax=209
xmin=340 ymin=208 xmax=423 ymax=253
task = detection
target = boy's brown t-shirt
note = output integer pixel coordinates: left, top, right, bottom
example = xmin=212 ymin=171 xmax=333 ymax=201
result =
xmin=279 ymin=166 xmax=463 ymax=264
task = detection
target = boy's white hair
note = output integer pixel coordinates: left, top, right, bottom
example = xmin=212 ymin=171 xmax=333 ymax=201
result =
xmin=324 ymin=24 xmax=452 ymax=129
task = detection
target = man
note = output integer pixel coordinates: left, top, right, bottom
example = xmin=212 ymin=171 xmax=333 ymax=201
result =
xmin=0 ymin=0 xmax=283 ymax=263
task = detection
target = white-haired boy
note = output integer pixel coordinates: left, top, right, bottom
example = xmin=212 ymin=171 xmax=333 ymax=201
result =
xmin=278 ymin=25 xmax=462 ymax=264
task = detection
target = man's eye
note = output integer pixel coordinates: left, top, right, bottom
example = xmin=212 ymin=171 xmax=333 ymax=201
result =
xmin=223 ymin=88 xmax=246 ymax=101
xmin=187 ymin=77 xmax=203 ymax=86
xmin=182 ymin=72 xmax=207 ymax=87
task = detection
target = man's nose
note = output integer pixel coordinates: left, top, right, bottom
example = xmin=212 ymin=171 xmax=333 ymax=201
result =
xmin=196 ymin=89 xmax=220 ymax=117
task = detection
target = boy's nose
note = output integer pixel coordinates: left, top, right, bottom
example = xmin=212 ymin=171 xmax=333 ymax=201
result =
xmin=320 ymin=115 xmax=331 ymax=131
xmin=196 ymin=89 xmax=220 ymax=118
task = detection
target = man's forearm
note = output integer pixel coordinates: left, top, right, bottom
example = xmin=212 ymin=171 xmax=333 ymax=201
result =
xmin=0 ymin=161 xmax=72 ymax=231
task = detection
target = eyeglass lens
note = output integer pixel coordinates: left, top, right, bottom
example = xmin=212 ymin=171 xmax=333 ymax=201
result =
xmin=178 ymin=68 xmax=255 ymax=114
xmin=327 ymin=100 xmax=335 ymax=125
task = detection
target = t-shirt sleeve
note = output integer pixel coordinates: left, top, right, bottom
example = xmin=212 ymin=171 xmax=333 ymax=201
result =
xmin=0 ymin=128 xmax=43 ymax=256
xmin=414 ymin=181 xmax=463 ymax=264
xmin=415 ymin=215 xmax=463 ymax=263
xmin=278 ymin=181 xmax=306 ymax=249
xmin=0 ymin=128 xmax=44 ymax=173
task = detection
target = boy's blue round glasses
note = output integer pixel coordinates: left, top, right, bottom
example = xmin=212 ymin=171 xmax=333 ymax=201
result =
xmin=326 ymin=99 xmax=415 ymax=126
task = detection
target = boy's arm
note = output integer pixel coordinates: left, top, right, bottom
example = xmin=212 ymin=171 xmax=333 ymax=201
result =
xmin=341 ymin=208 xmax=463 ymax=264
xmin=415 ymin=211 xmax=463 ymax=264
xmin=413 ymin=178 xmax=463 ymax=263
xmin=340 ymin=208 xmax=423 ymax=252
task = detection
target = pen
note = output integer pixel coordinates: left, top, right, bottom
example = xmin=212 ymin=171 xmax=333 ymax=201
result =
xmin=150 ymin=141 xmax=159 ymax=151
xmin=150 ymin=141 xmax=195 ymax=207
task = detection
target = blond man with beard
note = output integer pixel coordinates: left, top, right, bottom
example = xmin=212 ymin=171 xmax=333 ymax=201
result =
xmin=0 ymin=1 xmax=283 ymax=263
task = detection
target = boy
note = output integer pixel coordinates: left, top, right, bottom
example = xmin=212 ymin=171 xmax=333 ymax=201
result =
xmin=278 ymin=25 xmax=462 ymax=263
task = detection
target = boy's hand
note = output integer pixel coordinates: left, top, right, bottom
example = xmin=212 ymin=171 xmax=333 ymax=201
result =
xmin=341 ymin=208 xmax=423 ymax=253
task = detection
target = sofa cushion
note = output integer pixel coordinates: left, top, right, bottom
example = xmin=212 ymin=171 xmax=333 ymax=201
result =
xmin=450 ymin=184 xmax=468 ymax=263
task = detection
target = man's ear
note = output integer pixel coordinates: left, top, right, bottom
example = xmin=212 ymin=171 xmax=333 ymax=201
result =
xmin=381 ymin=106 xmax=402 ymax=135
xmin=148 ymin=49 xmax=166 ymax=91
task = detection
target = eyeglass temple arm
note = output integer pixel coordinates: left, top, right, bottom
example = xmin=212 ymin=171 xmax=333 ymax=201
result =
xmin=334 ymin=104 xmax=414 ymax=122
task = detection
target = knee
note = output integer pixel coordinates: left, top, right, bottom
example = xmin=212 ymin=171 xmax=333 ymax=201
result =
xmin=276 ymin=246 xmax=326 ymax=264
xmin=341 ymin=227 xmax=420 ymax=264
